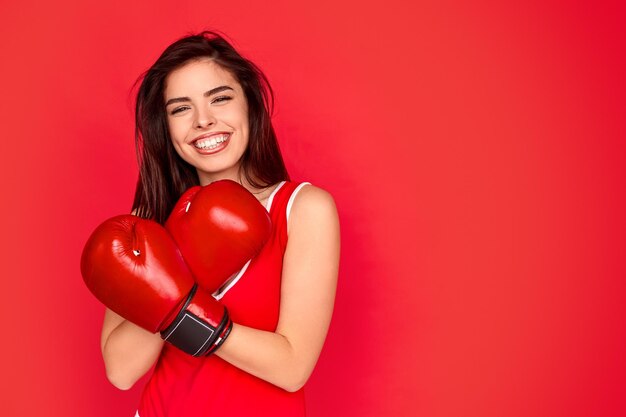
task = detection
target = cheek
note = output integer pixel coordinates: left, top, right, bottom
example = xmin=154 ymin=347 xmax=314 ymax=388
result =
xmin=166 ymin=123 xmax=190 ymax=161
xmin=167 ymin=118 xmax=187 ymax=144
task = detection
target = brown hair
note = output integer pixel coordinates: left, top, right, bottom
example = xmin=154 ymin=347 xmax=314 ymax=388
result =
xmin=131 ymin=30 xmax=289 ymax=223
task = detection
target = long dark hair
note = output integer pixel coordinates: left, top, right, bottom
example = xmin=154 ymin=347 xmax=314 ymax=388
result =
xmin=131 ymin=30 xmax=289 ymax=224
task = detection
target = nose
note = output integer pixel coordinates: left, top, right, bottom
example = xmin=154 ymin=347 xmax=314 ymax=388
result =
xmin=194 ymin=106 xmax=216 ymax=129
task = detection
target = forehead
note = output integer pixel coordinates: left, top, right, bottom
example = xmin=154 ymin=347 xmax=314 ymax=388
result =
xmin=164 ymin=59 xmax=240 ymax=95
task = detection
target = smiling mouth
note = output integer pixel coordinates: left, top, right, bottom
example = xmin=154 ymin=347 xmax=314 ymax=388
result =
xmin=193 ymin=133 xmax=231 ymax=150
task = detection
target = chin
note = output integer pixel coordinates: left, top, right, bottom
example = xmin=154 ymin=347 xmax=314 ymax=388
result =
xmin=196 ymin=164 xmax=243 ymax=183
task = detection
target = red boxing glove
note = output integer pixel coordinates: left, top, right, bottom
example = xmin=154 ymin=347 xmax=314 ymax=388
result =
xmin=166 ymin=180 xmax=272 ymax=293
xmin=81 ymin=215 xmax=232 ymax=356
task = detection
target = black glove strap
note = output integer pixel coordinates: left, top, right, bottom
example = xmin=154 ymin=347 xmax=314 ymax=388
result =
xmin=160 ymin=284 xmax=227 ymax=357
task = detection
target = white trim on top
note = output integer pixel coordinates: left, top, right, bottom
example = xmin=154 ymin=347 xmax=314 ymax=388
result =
xmin=286 ymin=182 xmax=312 ymax=233
xmin=265 ymin=181 xmax=286 ymax=212
xmin=212 ymin=258 xmax=252 ymax=300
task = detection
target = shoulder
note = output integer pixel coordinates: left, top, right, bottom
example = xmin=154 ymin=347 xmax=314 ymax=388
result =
xmin=287 ymin=183 xmax=339 ymax=235
xmin=292 ymin=183 xmax=336 ymax=210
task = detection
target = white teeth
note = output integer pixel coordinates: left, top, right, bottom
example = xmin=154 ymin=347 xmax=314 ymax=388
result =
xmin=194 ymin=134 xmax=229 ymax=149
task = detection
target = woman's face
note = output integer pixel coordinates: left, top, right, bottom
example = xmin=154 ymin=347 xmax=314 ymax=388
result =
xmin=164 ymin=58 xmax=249 ymax=185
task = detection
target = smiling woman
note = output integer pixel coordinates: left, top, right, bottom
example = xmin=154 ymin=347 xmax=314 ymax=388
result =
xmin=165 ymin=59 xmax=250 ymax=184
xmin=92 ymin=31 xmax=340 ymax=417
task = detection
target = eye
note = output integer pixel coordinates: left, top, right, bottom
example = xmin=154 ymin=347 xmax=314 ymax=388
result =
xmin=170 ymin=105 xmax=190 ymax=115
xmin=212 ymin=95 xmax=232 ymax=104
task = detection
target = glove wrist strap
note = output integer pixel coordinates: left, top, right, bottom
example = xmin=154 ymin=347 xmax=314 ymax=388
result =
xmin=160 ymin=284 xmax=231 ymax=357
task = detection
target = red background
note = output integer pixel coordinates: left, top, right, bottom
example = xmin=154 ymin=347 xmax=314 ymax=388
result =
xmin=1 ymin=1 xmax=625 ymax=416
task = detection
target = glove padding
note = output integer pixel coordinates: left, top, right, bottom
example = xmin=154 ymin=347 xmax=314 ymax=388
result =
xmin=81 ymin=214 xmax=232 ymax=356
xmin=166 ymin=179 xmax=272 ymax=293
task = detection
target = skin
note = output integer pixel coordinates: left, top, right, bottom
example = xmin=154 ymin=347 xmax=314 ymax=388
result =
xmin=101 ymin=58 xmax=340 ymax=393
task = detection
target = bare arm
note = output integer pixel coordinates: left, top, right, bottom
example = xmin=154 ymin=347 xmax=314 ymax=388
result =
xmin=100 ymin=308 xmax=165 ymax=390
xmin=215 ymin=185 xmax=340 ymax=392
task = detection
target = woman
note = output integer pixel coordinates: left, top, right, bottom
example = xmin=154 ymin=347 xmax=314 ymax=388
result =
xmin=100 ymin=31 xmax=340 ymax=416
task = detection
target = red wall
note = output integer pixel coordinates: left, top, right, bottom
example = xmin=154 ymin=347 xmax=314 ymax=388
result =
xmin=1 ymin=1 xmax=625 ymax=416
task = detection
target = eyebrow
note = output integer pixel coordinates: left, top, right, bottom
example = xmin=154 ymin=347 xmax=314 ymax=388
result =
xmin=165 ymin=85 xmax=234 ymax=107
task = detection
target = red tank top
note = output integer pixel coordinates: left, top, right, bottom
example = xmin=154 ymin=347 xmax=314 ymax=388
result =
xmin=137 ymin=181 xmax=310 ymax=417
